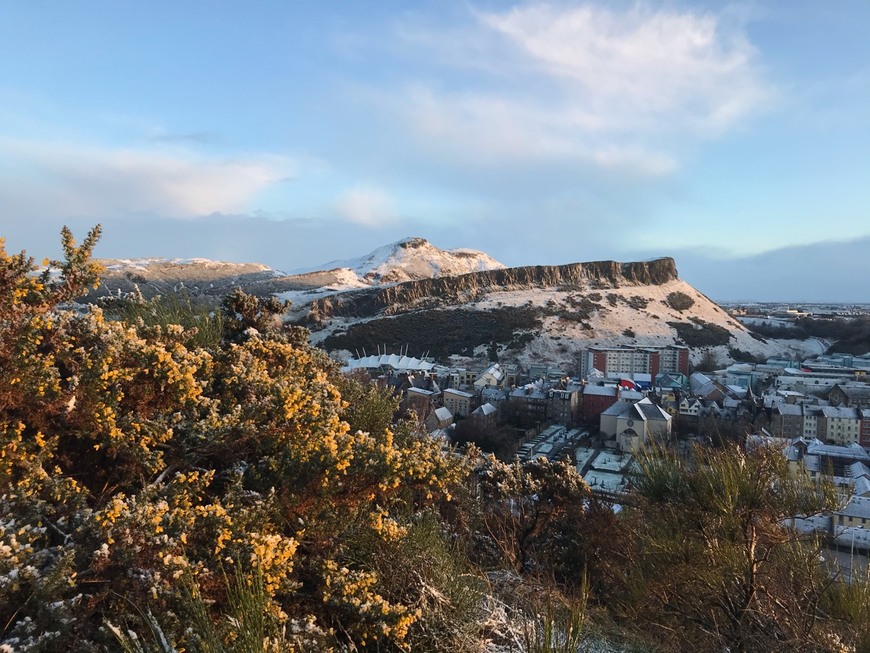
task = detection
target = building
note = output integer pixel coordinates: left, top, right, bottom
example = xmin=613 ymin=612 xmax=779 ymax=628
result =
xmin=473 ymin=363 xmax=506 ymax=389
xmin=582 ymin=345 xmax=689 ymax=379
xmin=803 ymin=405 xmax=823 ymax=440
xmin=469 ymin=402 xmax=497 ymax=428
xmin=820 ymin=406 xmax=862 ymax=446
xmin=655 ymin=372 xmax=688 ymax=391
xmin=600 ymin=397 xmax=672 ymax=452
xmin=862 ymin=409 xmax=870 ymax=448
xmin=834 ymin=496 xmax=870 ymax=530
xmin=679 ymin=397 xmax=701 ymax=417
xmin=443 ymin=388 xmax=474 ymax=418
xmin=425 ymin=406 xmax=453 ymax=432
xmin=509 ymin=384 xmax=549 ymax=424
xmin=342 ymin=353 xmax=438 ymax=375
xmin=829 ymin=383 xmax=870 ymax=408
xmin=547 ymin=382 xmax=582 ymax=425
xmin=581 ymin=384 xmax=618 ymax=422
xmin=771 ymin=404 xmax=804 ymax=439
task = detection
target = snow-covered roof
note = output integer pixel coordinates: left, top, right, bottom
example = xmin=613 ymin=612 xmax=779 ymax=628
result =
xmin=472 ymin=403 xmax=497 ymax=417
xmin=836 ymin=496 xmax=870 ymax=520
xmin=433 ymin=406 xmax=453 ymax=421
xmin=775 ymin=404 xmax=803 ymax=416
xmin=821 ymin=406 xmax=860 ymax=420
xmin=602 ymin=402 xmax=632 ymax=417
xmin=805 ymin=440 xmax=870 ymax=462
xmin=833 ymin=526 xmax=870 ymax=551
xmin=583 ymin=384 xmax=617 ymax=397
xmin=634 ymin=398 xmax=671 ymax=422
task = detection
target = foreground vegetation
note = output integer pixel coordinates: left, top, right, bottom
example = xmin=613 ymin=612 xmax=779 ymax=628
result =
xmin=2 ymin=229 xmax=870 ymax=652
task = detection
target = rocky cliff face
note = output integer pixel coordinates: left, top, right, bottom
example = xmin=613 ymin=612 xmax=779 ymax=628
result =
xmin=301 ymin=257 xmax=679 ymax=324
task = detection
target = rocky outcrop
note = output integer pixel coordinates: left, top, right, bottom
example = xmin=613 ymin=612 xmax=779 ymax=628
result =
xmin=302 ymin=257 xmax=678 ymax=324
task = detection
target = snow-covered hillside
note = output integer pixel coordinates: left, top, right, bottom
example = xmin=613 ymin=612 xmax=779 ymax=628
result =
xmin=91 ymin=244 xmax=827 ymax=368
xmin=292 ymin=237 xmax=505 ymax=285
xmin=303 ymin=268 xmax=825 ymax=368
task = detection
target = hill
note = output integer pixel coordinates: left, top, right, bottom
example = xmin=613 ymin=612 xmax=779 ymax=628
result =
xmin=92 ymin=242 xmax=824 ymax=367
xmin=288 ymin=255 xmax=823 ymax=367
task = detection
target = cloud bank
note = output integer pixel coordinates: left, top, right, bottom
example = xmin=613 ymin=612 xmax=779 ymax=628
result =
xmin=392 ymin=2 xmax=770 ymax=173
xmin=0 ymin=139 xmax=296 ymax=220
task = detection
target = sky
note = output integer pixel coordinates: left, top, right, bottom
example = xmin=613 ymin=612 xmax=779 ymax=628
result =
xmin=1 ymin=1 xmax=868 ymax=302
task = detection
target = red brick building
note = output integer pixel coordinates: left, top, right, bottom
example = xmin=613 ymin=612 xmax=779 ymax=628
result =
xmin=583 ymin=345 xmax=689 ymax=379
xmin=861 ymin=409 xmax=870 ymax=448
xmin=581 ymin=384 xmax=618 ymax=422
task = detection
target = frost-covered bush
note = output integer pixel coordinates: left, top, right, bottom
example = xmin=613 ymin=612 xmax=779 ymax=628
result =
xmin=0 ymin=228 xmax=468 ymax=652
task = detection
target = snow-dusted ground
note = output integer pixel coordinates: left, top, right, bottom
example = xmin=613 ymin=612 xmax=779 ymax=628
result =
xmin=99 ymin=257 xmax=280 ymax=276
xmin=289 ymin=237 xmax=504 ymax=286
xmin=308 ymin=277 xmax=828 ymax=368
xmin=93 ymin=244 xmax=833 ymax=369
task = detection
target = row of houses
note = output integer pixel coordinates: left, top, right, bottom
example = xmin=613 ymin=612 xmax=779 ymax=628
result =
xmin=770 ymin=403 xmax=870 ymax=446
xmin=750 ymin=434 xmax=870 ymax=550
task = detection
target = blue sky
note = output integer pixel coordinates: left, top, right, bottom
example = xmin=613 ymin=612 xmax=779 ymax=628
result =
xmin=1 ymin=1 xmax=868 ymax=301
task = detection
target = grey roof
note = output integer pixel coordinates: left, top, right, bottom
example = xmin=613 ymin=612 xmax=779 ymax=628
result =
xmin=481 ymin=387 xmax=509 ymax=402
xmin=805 ymin=440 xmax=870 ymax=462
xmin=837 ymin=496 xmax=870 ymax=520
xmin=838 ymin=385 xmax=870 ymax=398
xmin=433 ymin=406 xmax=452 ymax=421
xmin=821 ymin=406 xmax=860 ymax=420
xmin=634 ymin=400 xmax=670 ymax=422
xmin=848 ymin=461 xmax=870 ymax=479
xmin=444 ymin=388 xmax=474 ymax=399
xmin=602 ymin=402 xmax=633 ymax=417
xmin=472 ymin=403 xmax=497 ymax=417
xmin=775 ymin=404 xmax=803 ymax=416
xmin=583 ymin=384 xmax=618 ymax=397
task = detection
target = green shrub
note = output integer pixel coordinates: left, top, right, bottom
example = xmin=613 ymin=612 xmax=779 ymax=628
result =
xmin=668 ymin=320 xmax=732 ymax=347
xmin=666 ymin=291 xmax=695 ymax=311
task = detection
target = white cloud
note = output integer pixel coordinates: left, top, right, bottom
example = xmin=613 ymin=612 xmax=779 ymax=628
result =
xmin=392 ymin=2 xmax=771 ymax=173
xmin=0 ymin=139 xmax=296 ymax=219
xmin=335 ymin=186 xmax=397 ymax=226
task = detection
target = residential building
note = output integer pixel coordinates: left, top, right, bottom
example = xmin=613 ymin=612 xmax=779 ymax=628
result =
xmin=509 ymin=384 xmax=549 ymax=424
xmin=862 ymin=409 xmax=870 ymax=448
xmin=829 ymin=383 xmax=870 ymax=408
xmin=474 ymin=363 xmax=506 ymax=389
xmin=821 ymin=406 xmax=862 ymax=446
xmin=443 ymin=388 xmax=474 ymax=418
xmin=771 ymin=404 xmax=804 ymax=439
xmin=547 ymin=382 xmax=582 ymax=425
xmin=834 ymin=496 xmax=870 ymax=530
xmin=803 ymin=405 xmax=823 ymax=440
xmin=469 ymin=402 xmax=497 ymax=428
xmin=679 ymin=398 xmax=701 ymax=418
xmin=425 ymin=406 xmax=453 ymax=432
xmin=582 ymin=345 xmax=689 ymax=379
xmin=581 ymin=384 xmax=618 ymax=422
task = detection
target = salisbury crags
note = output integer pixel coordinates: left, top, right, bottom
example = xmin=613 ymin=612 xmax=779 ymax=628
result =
xmin=295 ymin=257 xmax=679 ymax=324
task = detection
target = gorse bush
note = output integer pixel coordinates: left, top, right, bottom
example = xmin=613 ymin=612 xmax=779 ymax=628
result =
xmin=3 ymin=227 xmax=869 ymax=653
xmin=0 ymin=228 xmax=467 ymax=651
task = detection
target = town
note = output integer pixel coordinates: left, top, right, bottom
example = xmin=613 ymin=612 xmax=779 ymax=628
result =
xmin=342 ymin=343 xmax=870 ymax=554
